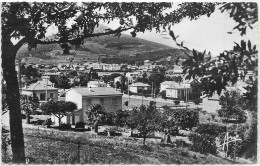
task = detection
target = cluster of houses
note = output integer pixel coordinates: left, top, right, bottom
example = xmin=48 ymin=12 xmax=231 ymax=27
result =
xmin=17 ymin=57 xmax=253 ymax=126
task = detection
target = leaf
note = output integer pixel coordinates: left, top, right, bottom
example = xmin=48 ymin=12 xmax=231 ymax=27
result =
xmin=169 ymin=30 xmax=176 ymax=41
xmin=193 ymin=49 xmax=198 ymax=60
xmin=248 ymin=40 xmax=252 ymax=51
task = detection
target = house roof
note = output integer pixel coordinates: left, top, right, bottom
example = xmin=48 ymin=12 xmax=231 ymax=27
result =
xmin=161 ymin=81 xmax=176 ymax=85
xmin=88 ymin=81 xmax=106 ymax=85
xmin=130 ymin=82 xmax=150 ymax=87
xmin=71 ymin=87 xmax=123 ymax=97
xmin=22 ymin=80 xmax=57 ymax=91
xmin=166 ymin=82 xmax=191 ymax=89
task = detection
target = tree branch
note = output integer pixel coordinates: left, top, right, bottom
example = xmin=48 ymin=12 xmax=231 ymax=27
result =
xmin=36 ymin=27 xmax=134 ymax=44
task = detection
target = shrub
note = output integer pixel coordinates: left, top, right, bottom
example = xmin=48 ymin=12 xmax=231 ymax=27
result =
xmin=195 ymin=123 xmax=226 ymax=137
xmin=105 ymin=112 xmax=115 ymax=126
xmin=97 ymin=130 xmax=108 ymax=136
xmin=59 ymin=124 xmax=71 ymax=130
xmin=169 ymin=126 xmax=179 ymax=136
xmin=193 ymin=98 xmax=200 ymax=105
xmin=43 ymin=118 xmax=52 ymax=127
xmin=75 ymin=122 xmax=85 ymax=129
xmin=189 ymin=133 xmax=217 ymax=155
xmin=173 ymin=109 xmax=199 ymax=130
xmin=109 ymin=130 xmax=122 ymax=136
xmin=160 ymin=90 xmax=166 ymax=99
xmin=174 ymin=100 xmax=180 ymax=105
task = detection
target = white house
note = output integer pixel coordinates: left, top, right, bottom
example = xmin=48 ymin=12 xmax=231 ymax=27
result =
xmin=87 ymin=81 xmax=107 ymax=88
xmin=126 ymin=72 xmax=141 ymax=83
xmin=165 ymin=82 xmax=192 ymax=100
xmin=129 ymin=82 xmax=151 ymax=93
xmin=61 ymin=87 xmax=123 ymax=125
xmin=160 ymin=81 xmax=176 ymax=92
xmin=21 ymin=77 xmax=58 ymax=103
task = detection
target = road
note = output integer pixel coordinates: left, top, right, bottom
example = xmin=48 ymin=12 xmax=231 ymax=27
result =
xmin=122 ymin=94 xmax=220 ymax=114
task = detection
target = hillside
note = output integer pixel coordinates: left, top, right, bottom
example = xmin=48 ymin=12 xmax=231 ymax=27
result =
xmin=21 ymin=127 xmax=237 ymax=164
xmin=17 ymin=24 xmax=189 ymax=64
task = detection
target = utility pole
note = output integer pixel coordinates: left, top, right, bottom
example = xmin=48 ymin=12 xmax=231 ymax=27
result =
xmin=128 ymin=79 xmax=130 ymax=110
xmin=234 ymin=123 xmax=238 ymax=161
xmin=45 ymin=76 xmax=49 ymax=102
xmin=151 ymin=82 xmax=153 ymax=98
xmin=142 ymin=87 xmax=144 ymax=105
xmin=185 ymin=87 xmax=188 ymax=110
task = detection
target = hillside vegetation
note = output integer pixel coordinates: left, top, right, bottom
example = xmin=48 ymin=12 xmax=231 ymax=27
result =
xmin=20 ymin=127 xmax=235 ymax=164
xmin=17 ymin=25 xmax=188 ymax=64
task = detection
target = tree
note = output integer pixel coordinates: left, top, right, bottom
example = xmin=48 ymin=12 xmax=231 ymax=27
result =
xmin=173 ymin=109 xmax=199 ymax=130
xmin=90 ymin=71 xmax=99 ymax=80
xmin=20 ymin=93 xmax=39 ymax=124
xmin=167 ymin=2 xmax=257 ymax=158
xmin=56 ymin=75 xmax=71 ymax=90
xmin=128 ymin=104 xmax=162 ymax=144
xmin=115 ymin=81 xmax=121 ymax=89
xmin=217 ymin=91 xmax=247 ymax=123
xmin=1 ymin=1 xmax=219 ymax=162
xmin=78 ymin=73 xmax=89 ymax=86
xmin=126 ymin=107 xmax=139 ymax=137
xmin=148 ymin=73 xmax=164 ymax=96
xmin=20 ymin=65 xmax=41 ymax=79
xmin=120 ymin=72 xmax=127 ymax=93
xmin=160 ymin=90 xmax=166 ymax=99
xmin=40 ymin=101 xmax=77 ymax=126
xmin=193 ymin=98 xmax=200 ymax=109
xmin=67 ymin=70 xmax=78 ymax=78
xmin=85 ymin=103 xmax=106 ymax=133
xmin=114 ymin=109 xmax=129 ymax=127
xmin=2 ymin=82 xmax=9 ymax=115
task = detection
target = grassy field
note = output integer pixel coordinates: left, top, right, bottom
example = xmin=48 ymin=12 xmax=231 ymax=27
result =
xmin=16 ymin=127 xmax=235 ymax=164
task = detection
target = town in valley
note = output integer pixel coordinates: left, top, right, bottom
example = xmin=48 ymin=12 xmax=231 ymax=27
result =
xmin=1 ymin=1 xmax=258 ymax=164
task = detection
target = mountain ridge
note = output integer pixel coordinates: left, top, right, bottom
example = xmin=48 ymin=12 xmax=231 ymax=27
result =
xmin=17 ymin=24 xmax=188 ymax=64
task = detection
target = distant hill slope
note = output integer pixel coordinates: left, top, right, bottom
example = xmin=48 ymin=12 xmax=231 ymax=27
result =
xmin=17 ymin=24 xmax=189 ymax=64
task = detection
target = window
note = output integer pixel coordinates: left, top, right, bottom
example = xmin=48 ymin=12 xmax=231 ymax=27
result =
xmin=100 ymin=98 xmax=104 ymax=105
xmin=40 ymin=93 xmax=46 ymax=101
xmin=50 ymin=93 xmax=54 ymax=98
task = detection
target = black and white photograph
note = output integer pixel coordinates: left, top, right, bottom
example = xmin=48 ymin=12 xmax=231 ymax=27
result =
xmin=1 ymin=0 xmax=258 ymax=164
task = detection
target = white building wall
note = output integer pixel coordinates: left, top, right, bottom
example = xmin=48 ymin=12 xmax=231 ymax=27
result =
xmin=129 ymin=86 xmax=138 ymax=93
xmin=160 ymin=84 xmax=171 ymax=92
xmin=65 ymin=89 xmax=83 ymax=109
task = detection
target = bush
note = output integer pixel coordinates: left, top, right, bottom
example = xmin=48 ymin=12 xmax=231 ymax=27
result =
xmin=75 ymin=122 xmax=85 ymax=129
xmin=174 ymin=100 xmax=180 ymax=105
xmin=195 ymin=123 xmax=226 ymax=137
xmin=160 ymin=90 xmax=166 ymax=99
xmin=189 ymin=133 xmax=217 ymax=155
xmin=109 ymin=130 xmax=122 ymax=136
xmin=43 ymin=118 xmax=52 ymax=127
xmin=193 ymin=98 xmax=201 ymax=105
xmin=59 ymin=124 xmax=71 ymax=130
xmin=173 ymin=109 xmax=199 ymax=130
xmin=105 ymin=112 xmax=115 ymax=126
xmin=169 ymin=126 xmax=179 ymax=136
xmin=97 ymin=130 xmax=108 ymax=136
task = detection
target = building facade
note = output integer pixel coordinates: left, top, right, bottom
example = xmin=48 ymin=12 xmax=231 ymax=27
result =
xmin=21 ymin=78 xmax=58 ymax=103
xmin=129 ymin=82 xmax=151 ymax=93
xmin=64 ymin=87 xmax=123 ymax=125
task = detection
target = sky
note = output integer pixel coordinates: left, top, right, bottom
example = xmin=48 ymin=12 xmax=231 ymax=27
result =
xmin=105 ymin=5 xmax=258 ymax=56
xmin=11 ymin=2 xmax=258 ymax=57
